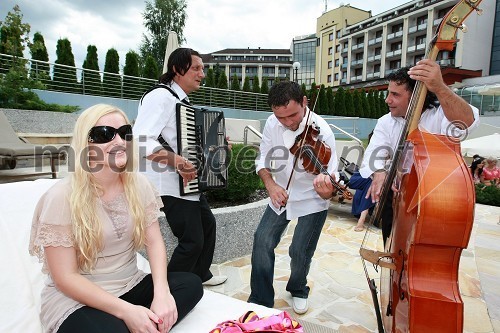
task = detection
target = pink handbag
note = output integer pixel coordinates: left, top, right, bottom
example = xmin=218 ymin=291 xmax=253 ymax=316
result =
xmin=209 ymin=311 xmax=303 ymax=333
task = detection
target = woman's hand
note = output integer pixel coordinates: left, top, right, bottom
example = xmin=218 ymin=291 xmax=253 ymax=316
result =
xmin=122 ymin=303 xmax=162 ymax=333
xmin=151 ymin=293 xmax=178 ymax=333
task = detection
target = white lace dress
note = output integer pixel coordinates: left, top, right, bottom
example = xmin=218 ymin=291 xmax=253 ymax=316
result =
xmin=29 ymin=174 xmax=162 ymax=333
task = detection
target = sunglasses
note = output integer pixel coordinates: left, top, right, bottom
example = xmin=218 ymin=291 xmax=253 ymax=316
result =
xmin=88 ymin=124 xmax=133 ymax=144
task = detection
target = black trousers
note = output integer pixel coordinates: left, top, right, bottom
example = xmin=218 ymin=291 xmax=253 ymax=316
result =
xmin=58 ymin=272 xmax=203 ymax=333
xmin=161 ymin=194 xmax=216 ymax=282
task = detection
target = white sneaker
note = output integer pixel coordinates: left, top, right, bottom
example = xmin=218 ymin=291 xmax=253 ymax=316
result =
xmin=202 ymin=275 xmax=228 ymax=286
xmin=292 ymin=297 xmax=308 ymax=314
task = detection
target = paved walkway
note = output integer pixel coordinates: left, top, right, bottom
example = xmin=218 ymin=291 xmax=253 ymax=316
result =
xmin=207 ymin=201 xmax=500 ymax=333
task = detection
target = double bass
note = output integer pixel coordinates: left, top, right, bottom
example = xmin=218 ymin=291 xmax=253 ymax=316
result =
xmin=359 ymin=1 xmax=483 ymax=331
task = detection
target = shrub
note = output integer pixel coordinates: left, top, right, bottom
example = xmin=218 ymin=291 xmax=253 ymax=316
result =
xmin=475 ymin=183 xmax=500 ymax=207
xmin=206 ymin=144 xmax=263 ymax=202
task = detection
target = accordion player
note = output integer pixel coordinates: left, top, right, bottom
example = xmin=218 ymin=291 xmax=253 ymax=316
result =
xmin=175 ymin=103 xmax=229 ymax=195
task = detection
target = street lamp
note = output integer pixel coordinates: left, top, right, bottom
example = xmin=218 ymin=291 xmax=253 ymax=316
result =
xmin=292 ymin=61 xmax=301 ymax=83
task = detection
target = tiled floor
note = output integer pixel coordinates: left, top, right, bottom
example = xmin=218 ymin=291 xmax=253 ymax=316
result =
xmin=207 ymin=201 xmax=500 ymax=333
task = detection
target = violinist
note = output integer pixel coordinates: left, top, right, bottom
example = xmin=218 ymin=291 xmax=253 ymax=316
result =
xmin=359 ymin=60 xmax=480 ymax=244
xmin=248 ymin=81 xmax=339 ymax=315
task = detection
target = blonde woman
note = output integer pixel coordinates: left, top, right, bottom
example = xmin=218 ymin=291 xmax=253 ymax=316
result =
xmin=481 ymin=157 xmax=499 ymax=187
xmin=29 ymin=104 xmax=202 ymax=333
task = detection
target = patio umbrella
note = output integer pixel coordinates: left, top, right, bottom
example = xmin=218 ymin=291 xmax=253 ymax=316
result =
xmin=461 ymin=133 xmax=500 ymax=158
xmin=162 ymin=31 xmax=179 ymax=74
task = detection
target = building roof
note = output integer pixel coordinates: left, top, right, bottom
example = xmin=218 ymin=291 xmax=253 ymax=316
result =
xmin=209 ymin=48 xmax=292 ymax=55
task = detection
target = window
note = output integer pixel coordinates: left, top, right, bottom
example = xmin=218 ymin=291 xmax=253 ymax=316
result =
xmin=356 ymin=36 xmax=364 ymax=44
xmin=375 ymin=47 xmax=382 ymax=56
xmin=328 ymin=47 xmax=333 ymax=55
xmin=417 ymin=15 xmax=427 ymax=25
xmin=327 ymin=74 xmax=332 ymax=83
xmin=336 ymin=30 xmax=341 ymax=38
xmin=391 ymin=42 xmax=402 ymax=51
xmin=246 ymin=56 xmax=258 ymax=61
xmin=355 ymin=53 xmax=364 ymax=60
xmin=390 ymin=60 xmax=401 ymax=69
xmin=329 ymin=32 xmax=334 ymax=41
xmin=328 ymin=60 xmax=333 ymax=69
xmin=416 ymin=35 xmax=426 ymax=45
xmin=334 ymin=73 xmax=339 ymax=81
xmin=335 ymin=59 xmax=339 ymax=67
xmin=263 ymin=56 xmax=276 ymax=61
xmin=391 ymin=23 xmax=403 ymax=33
xmin=232 ymin=56 xmax=244 ymax=61
xmin=374 ymin=64 xmax=381 ymax=72
xmin=336 ymin=45 xmax=341 ymax=53
xmin=376 ymin=30 xmax=383 ymax=38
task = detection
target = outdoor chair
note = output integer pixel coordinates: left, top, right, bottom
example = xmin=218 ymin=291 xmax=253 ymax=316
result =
xmin=0 ymin=111 xmax=66 ymax=178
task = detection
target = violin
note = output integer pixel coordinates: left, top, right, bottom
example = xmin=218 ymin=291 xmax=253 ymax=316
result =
xmin=288 ymin=122 xmax=353 ymax=201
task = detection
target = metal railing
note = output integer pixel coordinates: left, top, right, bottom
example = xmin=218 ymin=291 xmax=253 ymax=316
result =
xmin=0 ymin=53 xmax=269 ymax=112
xmin=243 ymin=125 xmax=263 ymax=145
xmin=329 ymin=124 xmax=363 ymax=145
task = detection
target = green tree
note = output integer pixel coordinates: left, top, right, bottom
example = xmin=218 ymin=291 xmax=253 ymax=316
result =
xmin=360 ymin=88 xmax=370 ymax=118
xmin=217 ymin=70 xmax=228 ymax=89
xmin=123 ymin=50 xmax=141 ymax=99
xmin=352 ymin=89 xmax=362 ymax=117
xmin=372 ymin=89 xmax=381 ymax=118
xmin=242 ymin=76 xmax=251 ymax=92
xmin=142 ymin=54 xmax=159 ymax=95
xmin=309 ymin=82 xmax=318 ymax=111
xmin=318 ymin=84 xmax=328 ymax=115
xmin=213 ymin=64 xmax=222 ymax=86
xmin=140 ymin=0 xmax=187 ymax=68
xmin=103 ymin=48 xmax=121 ymax=97
xmin=252 ymin=75 xmax=260 ymax=93
xmin=0 ymin=5 xmax=30 ymax=74
xmin=326 ymin=86 xmax=334 ymax=116
xmin=230 ymin=74 xmax=240 ymax=91
xmin=52 ymin=38 xmax=78 ymax=93
xmin=334 ymin=87 xmax=346 ymax=116
xmin=205 ymin=68 xmax=215 ymax=87
xmin=379 ymin=90 xmax=388 ymax=116
xmin=29 ymin=32 xmax=50 ymax=85
xmin=367 ymin=89 xmax=376 ymax=118
xmin=260 ymin=77 xmax=269 ymax=94
xmin=82 ymin=45 xmax=101 ymax=96
xmin=345 ymin=89 xmax=355 ymax=117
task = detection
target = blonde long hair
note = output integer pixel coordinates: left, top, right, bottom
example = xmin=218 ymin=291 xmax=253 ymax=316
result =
xmin=70 ymin=104 xmax=146 ymax=272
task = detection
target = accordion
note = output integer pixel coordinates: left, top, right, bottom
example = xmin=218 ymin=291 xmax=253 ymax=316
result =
xmin=176 ymin=103 xmax=229 ymax=195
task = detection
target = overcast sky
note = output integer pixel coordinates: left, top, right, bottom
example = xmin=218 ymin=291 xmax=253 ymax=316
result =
xmin=1 ymin=0 xmax=409 ymax=70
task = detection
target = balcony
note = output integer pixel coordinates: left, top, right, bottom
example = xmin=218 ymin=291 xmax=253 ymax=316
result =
xmin=341 ymin=47 xmax=348 ymax=54
xmin=367 ymin=54 xmax=382 ymax=63
xmin=408 ymin=26 xmax=418 ymax=34
xmin=386 ymin=49 xmax=402 ymax=58
xmin=351 ymin=75 xmax=363 ymax=82
xmin=434 ymin=18 xmax=443 ymax=26
xmin=368 ymin=37 xmax=383 ymax=46
xmin=352 ymin=43 xmax=365 ymax=51
xmin=350 ymin=59 xmax=364 ymax=68
xmin=387 ymin=31 xmax=403 ymax=41
xmin=366 ymin=71 xmax=381 ymax=79
xmin=417 ymin=23 xmax=427 ymax=31
xmin=341 ymin=63 xmax=348 ymax=69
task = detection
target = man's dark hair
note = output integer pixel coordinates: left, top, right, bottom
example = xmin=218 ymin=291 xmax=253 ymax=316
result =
xmin=268 ymin=81 xmax=304 ymax=108
xmin=159 ymin=48 xmax=201 ymax=84
xmin=386 ymin=66 xmax=439 ymax=110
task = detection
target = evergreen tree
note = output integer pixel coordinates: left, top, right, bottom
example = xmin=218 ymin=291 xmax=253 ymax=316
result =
xmin=103 ymin=48 xmax=121 ymax=97
xmin=82 ymin=45 xmax=101 ymax=96
xmin=140 ymin=0 xmax=187 ymax=68
xmin=213 ymin=64 xmax=222 ymax=86
xmin=52 ymin=38 xmax=78 ymax=93
xmin=0 ymin=5 xmax=30 ymax=74
xmin=326 ymin=86 xmax=334 ymax=115
xmin=379 ymin=90 xmax=388 ymax=116
xmin=230 ymin=74 xmax=240 ymax=91
xmin=242 ymin=76 xmax=251 ymax=92
xmin=352 ymin=89 xmax=362 ymax=117
xmin=142 ymin=54 xmax=159 ymax=93
xmin=345 ymin=89 xmax=355 ymax=117
xmin=205 ymin=68 xmax=215 ymax=87
xmin=334 ymin=87 xmax=346 ymax=116
xmin=318 ymin=84 xmax=328 ymax=115
xmin=29 ymin=32 xmax=50 ymax=85
xmin=309 ymin=82 xmax=318 ymax=111
xmin=260 ymin=77 xmax=269 ymax=94
xmin=217 ymin=70 xmax=228 ymax=89
xmin=252 ymin=75 xmax=260 ymax=93
xmin=301 ymin=83 xmax=307 ymax=98
xmin=367 ymin=89 xmax=376 ymax=118
xmin=360 ymin=88 xmax=370 ymax=119
xmin=372 ymin=89 xmax=381 ymax=118
xmin=123 ymin=50 xmax=141 ymax=99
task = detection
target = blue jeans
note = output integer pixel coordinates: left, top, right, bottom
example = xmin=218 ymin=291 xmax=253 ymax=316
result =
xmin=248 ymin=206 xmax=328 ymax=307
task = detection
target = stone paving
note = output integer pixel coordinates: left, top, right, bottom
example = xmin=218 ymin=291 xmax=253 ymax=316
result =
xmin=207 ymin=201 xmax=500 ymax=333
